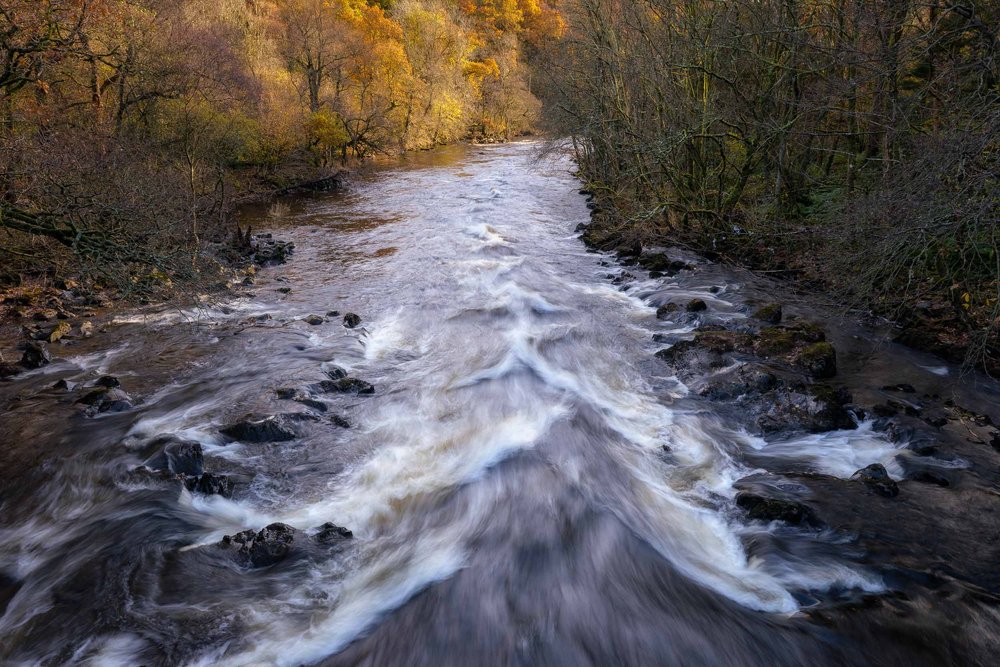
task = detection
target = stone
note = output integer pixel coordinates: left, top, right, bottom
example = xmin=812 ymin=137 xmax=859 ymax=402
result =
xmin=851 ymin=463 xmax=899 ymax=497
xmin=796 ymin=342 xmax=837 ymax=379
xmin=304 ymin=315 xmax=324 ymax=326
xmin=736 ymin=492 xmax=818 ymax=526
xmin=881 ymin=383 xmax=916 ymax=393
xmin=220 ymin=415 xmax=298 ymax=442
xmin=48 ymin=321 xmax=71 ymax=343
xmin=343 ymin=313 xmax=362 ymax=328
xmin=325 ymin=366 xmax=348 ymax=380
xmin=316 ymin=378 xmax=374 ymax=395
xmin=95 ymin=375 xmax=120 ymax=388
xmin=0 ymin=362 xmax=21 ymax=379
xmin=20 ymin=342 xmax=50 ymax=369
xmin=221 ymin=522 xmax=297 ymax=567
xmin=655 ymin=303 xmax=680 ymax=319
xmin=751 ymin=303 xmax=783 ymax=324
xmin=316 ymin=522 xmax=353 ymax=543
xmin=186 ymin=473 xmax=235 ymax=497
xmin=79 ymin=321 xmax=94 ymax=338
xmin=145 ymin=437 xmax=204 ymax=476
xmin=686 ymin=298 xmax=708 ymax=312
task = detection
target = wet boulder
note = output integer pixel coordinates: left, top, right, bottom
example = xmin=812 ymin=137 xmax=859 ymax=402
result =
xmin=754 ymin=384 xmax=855 ymax=434
xmin=736 ymin=492 xmax=819 ymax=526
xmin=253 ymin=238 xmax=295 ymax=266
xmin=20 ymin=342 xmax=51 ymax=369
xmin=186 ymin=473 xmax=235 ymax=497
xmin=343 ymin=313 xmax=362 ymax=328
xmin=95 ymin=375 xmax=120 ymax=388
xmin=314 ymin=378 xmax=375 ymax=395
xmin=655 ymin=303 xmax=680 ymax=319
xmin=220 ymin=414 xmax=299 ymax=442
xmin=686 ymin=298 xmax=708 ymax=312
xmin=325 ymin=366 xmax=348 ymax=380
xmin=698 ymin=364 xmax=779 ymax=401
xmin=796 ymin=342 xmax=837 ymax=379
xmin=221 ymin=522 xmax=298 ymax=567
xmin=751 ymin=303 xmax=783 ymax=325
xmin=851 ymin=463 xmax=899 ymax=498
xmin=304 ymin=315 xmax=325 ymax=326
xmin=0 ymin=362 xmax=21 ymax=379
xmin=76 ymin=387 xmax=134 ymax=414
xmin=316 ymin=522 xmax=353 ymax=544
xmin=144 ymin=436 xmax=204 ymax=476
xmin=638 ymin=254 xmax=691 ymax=277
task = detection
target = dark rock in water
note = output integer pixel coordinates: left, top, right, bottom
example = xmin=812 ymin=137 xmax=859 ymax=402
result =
xmin=95 ymin=375 xmax=120 ymax=388
xmin=656 ymin=303 xmax=680 ymax=319
xmin=851 ymin=463 xmax=899 ymax=497
xmin=304 ymin=315 xmax=325 ymax=326
xmin=326 ymin=310 xmax=340 ymax=317
xmin=908 ymin=470 xmax=950 ymax=487
xmin=275 ymin=387 xmax=297 ymax=400
xmin=76 ymin=387 xmax=134 ymax=413
xmin=295 ymin=397 xmax=328 ymax=412
xmin=186 ymin=473 xmax=235 ymax=497
xmin=736 ymin=492 xmax=818 ymax=526
xmin=0 ymin=362 xmax=23 ymax=379
xmin=752 ymin=303 xmax=783 ymax=324
xmin=220 ymin=415 xmax=298 ymax=442
xmin=990 ymin=431 xmax=1000 ymax=453
xmin=331 ymin=415 xmax=351 ymax=428
xmin=699 ymin=365 xmax=778 ymax=400
xmin=755 ymin=384 xmax=855 ymax=434
xmin=881 ymin=383 xmax=916 ymax=393
xmin=693 ymin=330 xmax=754 ymax=354
xmin=686 ymin=298 xmax=708 ymax=312
xmin=145 ymin=437 xmax=204 ymax=476
xmin=923 ymin=410 xmax=949 ymax=428
xmin=253 ymin=237 xmax=295 ymax=267
xmin=616 ymin=240 xmax=642 ymax=261
xmin=222 ymin=523 xmax=297 ymax=567
xmin=343 ymin=313 xmax=362 ymax=328
xmin=20 ymin=342 xmax=50 ymax=369
xmin=796 ymin=342 xmax=837 ymax=379
xmin=317 ymin=378 xmax=374 ymax=395
xmin=277 ymin=287 xmax=292 ymax=294
xmin=325 ymin=366 xmax=348 ymax=380
xmin=52 ymin=378 xmax=72 ymax=390
xmin=316 ymin=522 xmax=353 ymax=543
xmin=638 ymin=254 xmax=690 ymax=276
xmin=611 ymin=272 xmax=637 ymax=285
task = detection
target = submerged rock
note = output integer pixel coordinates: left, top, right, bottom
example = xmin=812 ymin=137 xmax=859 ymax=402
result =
xmin=220 ymin=414 xmax=299 ymax=442
xmin=851 ymin=463 xmax=899 ymax=497
xmin=796 ymin=342 xmax=837 ymax=379
xmin=686 ymin=298 xmax=708 ymax=312
xmin=0 ymin=362 xmax=21 ymax=379
xmin=316 ymin=522 xmax=353 ymax=543
xmin=221 ymin=522 xmax=297 ymax=567
xmin=736 ymin=492 xmax=819 ymax=526
xmin=343 ymin=313 xmax=362 ymax=328
xmin=755 ymin=384 xmax=855 ymax=434
xmin=76 ymin=387 xmax=134 ymax=414
xmin=145 ymin=437 xmax=204 ymax=476
xmin=752 ymin=303 xmax=783 ymax=324
xmin=304 ymin=315 xmax=325 ymax=326
xmin=655 ymin=303 xmax=679 ymax=319
xmin=315 ymin=378 xmax=374 ymax=395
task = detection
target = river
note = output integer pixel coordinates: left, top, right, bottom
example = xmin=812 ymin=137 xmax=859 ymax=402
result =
xmin=2 ymin=141 xmax=999 ymax=666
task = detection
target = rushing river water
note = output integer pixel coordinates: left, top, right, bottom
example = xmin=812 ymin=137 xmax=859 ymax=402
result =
xmin=2 ymin=142 xmax=999 ymax=666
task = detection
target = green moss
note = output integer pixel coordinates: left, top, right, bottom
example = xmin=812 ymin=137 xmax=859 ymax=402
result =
xmin=754 ymin=327 xmax=799 ymax=356
xmin=751 ymin=303 xmax=782 ymax=324
xmin=797 ymin=342 xmax=837 ymax=378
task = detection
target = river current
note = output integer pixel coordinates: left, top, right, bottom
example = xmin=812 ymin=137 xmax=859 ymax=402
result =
xmin=1 ymin=142 xmax=997 ymax=666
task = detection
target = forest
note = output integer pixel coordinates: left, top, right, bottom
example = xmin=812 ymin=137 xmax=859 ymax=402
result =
xmin=538 ymin=0 xmax=999 ymax=371
xmin=0 ymin=0 xmax=562 ymax=290
xmin=1 ymin=0 xmax=998 ymax=369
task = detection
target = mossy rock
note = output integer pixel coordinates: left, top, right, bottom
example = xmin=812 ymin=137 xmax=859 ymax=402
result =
xmin=754 ymin=327 xmax=800 ymax=356
xmin=751 ymin=303 xmax=782 ymax=324
xmin=797 ymin=342 xmax=837 ymax=378
xmin=693 ymin=330 xmax=754 ymax=354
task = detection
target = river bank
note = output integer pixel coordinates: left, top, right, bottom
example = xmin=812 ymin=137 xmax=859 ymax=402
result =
xmin=2 ymin=141 xmax=1000 ymax=665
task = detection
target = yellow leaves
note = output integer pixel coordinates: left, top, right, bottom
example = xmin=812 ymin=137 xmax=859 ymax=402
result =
xmin=307 ymin=108 xmax=349 ymax=149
